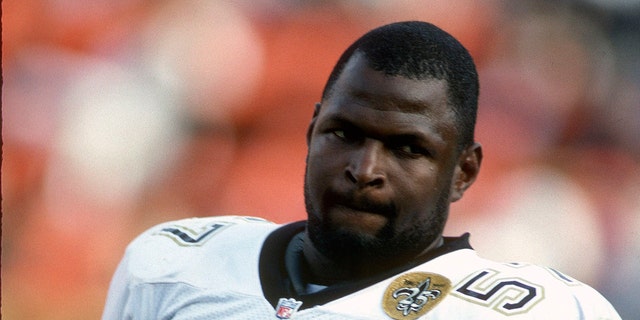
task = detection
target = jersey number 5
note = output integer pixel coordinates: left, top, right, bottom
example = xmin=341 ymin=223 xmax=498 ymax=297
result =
xmin=453 ymin=269 xmax=543 ymax=316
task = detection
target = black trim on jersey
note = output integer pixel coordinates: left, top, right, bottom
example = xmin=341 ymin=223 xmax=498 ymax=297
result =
xmin=258 ymin=221 xmax=473 ymax=310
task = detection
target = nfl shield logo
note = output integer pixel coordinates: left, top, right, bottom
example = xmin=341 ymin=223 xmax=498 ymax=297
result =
xmin=275 ymin=298 xmax=303 ymax=319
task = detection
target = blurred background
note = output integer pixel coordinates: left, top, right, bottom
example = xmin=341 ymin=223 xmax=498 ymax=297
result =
xmin=2 ymin=0 xmax=639 ymax=318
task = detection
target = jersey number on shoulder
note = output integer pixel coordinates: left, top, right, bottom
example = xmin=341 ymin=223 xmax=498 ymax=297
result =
xmin=452 ymin=269 xmax=544 ymax=316
xmin=158 ymin=222 xmax=230 ymax=246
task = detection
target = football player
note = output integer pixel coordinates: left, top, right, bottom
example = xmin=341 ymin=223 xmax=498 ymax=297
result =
xmin=103 ymin=21 xmax=620 ymax=319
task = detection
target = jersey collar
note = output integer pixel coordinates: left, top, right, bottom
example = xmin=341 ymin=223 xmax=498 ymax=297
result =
xmin=259 ymin=221 xmax=472 ymax=310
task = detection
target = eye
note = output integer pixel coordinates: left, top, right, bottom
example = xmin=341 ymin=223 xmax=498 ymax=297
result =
xmin=330 ymin=128 xmax=361 ymax=143
xmin=394 ymin=143 xmax=430 ymax=158
xmin=399 ymin=145 xmax=415 ymax=154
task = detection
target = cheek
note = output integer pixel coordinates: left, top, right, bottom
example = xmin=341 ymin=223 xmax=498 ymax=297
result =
xmin=306 ymin=143 xmax=339 ymax=191
xmin=395 ymin=163 xmax=436 ymax=192
xmin=307 ymin=147 xmax=327 ymax=177
xmin=392 ymin=169 xmax=441 ymax=211
xmin=308 ymin=139 xmax=345 ymax=173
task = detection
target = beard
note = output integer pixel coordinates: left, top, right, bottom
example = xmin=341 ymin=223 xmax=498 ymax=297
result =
xmin=303 ymin=171 xmax=450 ymax=267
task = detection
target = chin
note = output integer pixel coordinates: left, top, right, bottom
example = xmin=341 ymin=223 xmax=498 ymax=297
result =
xmin=308 ymin=208 xmax=448 ymax=265
xmin=308 ymin=213 xmax=396 ymax=261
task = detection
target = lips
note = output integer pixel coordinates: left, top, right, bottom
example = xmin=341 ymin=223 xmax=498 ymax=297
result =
xmin=326 ymin=189 xmax=396 ymax=219
xmin=324 ymin=197 xmax=396 ymax=236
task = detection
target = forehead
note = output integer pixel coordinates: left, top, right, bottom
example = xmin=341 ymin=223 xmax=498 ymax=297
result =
xmin=321 ymin=54 xmax=457 ymax=136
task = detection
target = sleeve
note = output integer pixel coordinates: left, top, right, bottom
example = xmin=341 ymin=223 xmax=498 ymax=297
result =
xmin=101 ymin=236 xmax=211 ymax=320
xmin=102 ymin=269 xmax=211 ymax=320
xmin=101 ymin=222 xmax=182 ymax=320
xmin=102 ymin=250 xmax=144 ymax=320
xmin=102 ymin=256 xmax=132 ymax=320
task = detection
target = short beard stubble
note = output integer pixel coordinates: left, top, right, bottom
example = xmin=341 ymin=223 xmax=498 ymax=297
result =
xmin=303 ymin=167 xmax=450 ymax=269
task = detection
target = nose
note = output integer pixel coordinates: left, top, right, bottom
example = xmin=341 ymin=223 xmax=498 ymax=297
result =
xmin=345 ymin=140 xmax=386 ymax=188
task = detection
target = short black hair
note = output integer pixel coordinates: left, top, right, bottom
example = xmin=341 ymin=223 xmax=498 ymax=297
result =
xmin=321 ymin=21 xmax=479 ymax=148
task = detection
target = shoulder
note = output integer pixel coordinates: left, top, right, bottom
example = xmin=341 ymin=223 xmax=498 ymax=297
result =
xmin=132 ymin=215 xmax=275 ymax=244
xmin=388 ymin=248 xmax=620 ymax=318
xmin=442 ymin=253 xmax=621 ymax=319
xmin=134 ymin=215 xmax=275 ymax=245
xmin=121 ymin=216 xmax=278 ymax=280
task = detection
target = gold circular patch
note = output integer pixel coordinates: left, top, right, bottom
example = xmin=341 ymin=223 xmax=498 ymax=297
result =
xmin=382 ymin=272 xmax=451 ymax=320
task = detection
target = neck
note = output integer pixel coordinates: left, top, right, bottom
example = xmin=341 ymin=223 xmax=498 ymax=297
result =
xmin=300 ymin=232 xmax=444 ymax=286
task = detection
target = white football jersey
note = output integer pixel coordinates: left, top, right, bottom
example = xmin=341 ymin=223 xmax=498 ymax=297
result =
xmin=103 ymin=216 xmax=621 ymax=319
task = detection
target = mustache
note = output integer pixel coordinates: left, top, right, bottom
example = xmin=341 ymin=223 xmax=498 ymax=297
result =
xmin=327 ymin=189 xmax=397 ymax=218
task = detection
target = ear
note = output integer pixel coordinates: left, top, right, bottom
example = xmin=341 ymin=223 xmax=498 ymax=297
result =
xmin=307 ymin=102 xmax=322 ymax=145
xmin=450 ymin=142 xmax=482 ymax=202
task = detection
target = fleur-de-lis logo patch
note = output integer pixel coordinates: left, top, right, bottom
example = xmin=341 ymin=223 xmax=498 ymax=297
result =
xmin=382 ymin=272 xmax=451 ymax=319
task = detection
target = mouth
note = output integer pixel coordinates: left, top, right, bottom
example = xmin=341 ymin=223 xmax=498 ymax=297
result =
xmin=325 ymin=192 xmax=396 ymax=234
xmin=328 ymin=204 xmax=389 ymax=233
xmin=339 ymin=202 xmax=394 ymax=218
xmin=338 ymin=192 xmax=396 ymax=217
xmin=335 ymin=204 xmax=381 ymax=217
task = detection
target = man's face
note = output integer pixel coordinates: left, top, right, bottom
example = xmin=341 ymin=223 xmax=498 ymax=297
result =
xmin=304 ymin=54 xmax=465 ymax=263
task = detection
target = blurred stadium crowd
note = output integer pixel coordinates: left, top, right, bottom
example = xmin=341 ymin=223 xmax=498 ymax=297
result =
xmin=2 ymin=0 xmax=639 ymax=319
